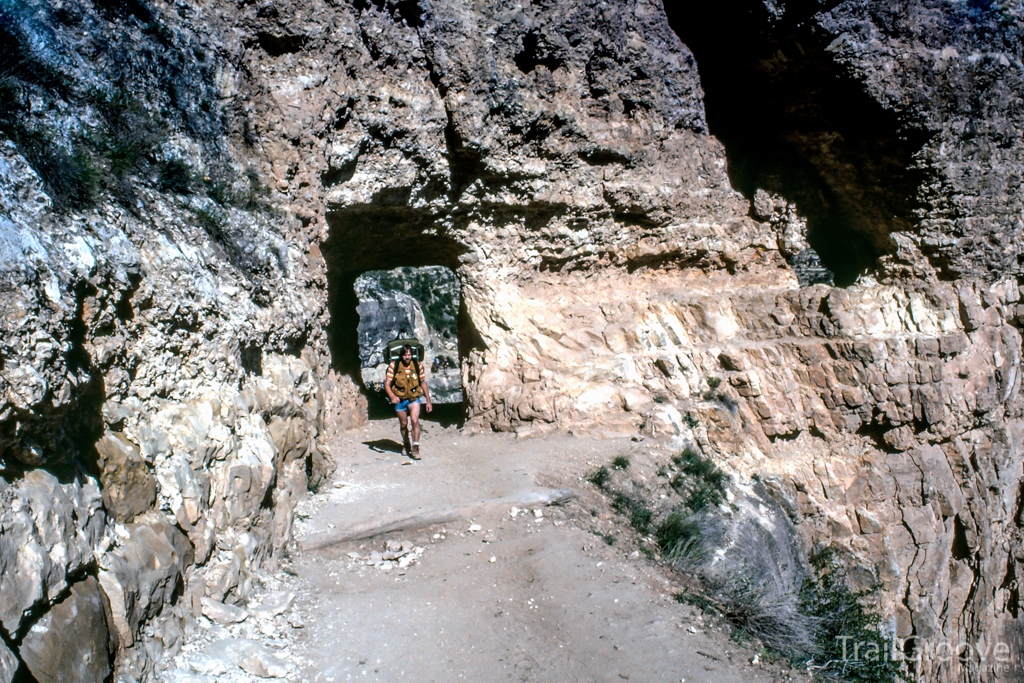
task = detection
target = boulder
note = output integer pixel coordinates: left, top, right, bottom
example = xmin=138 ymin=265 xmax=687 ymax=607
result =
xmin=0 ymin=472 xmax=104 ymax=634
xmin=97 ymin=513 xmax=192 ymax=649
xmin=95 ymin=432 xmax=158 ymax=523
xmin=200 ymin=597 xmax=249 ymax=625
xmin=19 ymin=576 xmax=112 ymax=683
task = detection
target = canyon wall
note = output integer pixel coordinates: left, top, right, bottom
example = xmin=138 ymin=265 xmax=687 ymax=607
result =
xmin=1 ymin=0 xmax=1022 ymax=680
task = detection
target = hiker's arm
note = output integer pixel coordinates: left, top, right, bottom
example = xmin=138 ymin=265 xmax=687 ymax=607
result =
xmin=384 ymin=366 xmax=398 ymax=403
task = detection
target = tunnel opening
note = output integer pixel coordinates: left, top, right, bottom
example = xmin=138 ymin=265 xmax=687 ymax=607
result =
xmin=663 ymin=1 xmax=931 ymax=286
xmin=322 ymin=208 xmax=474 ymax=426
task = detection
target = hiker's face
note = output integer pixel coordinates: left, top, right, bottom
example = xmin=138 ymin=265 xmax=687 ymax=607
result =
xmin=401 ymin=350 xmax=412 ymax=364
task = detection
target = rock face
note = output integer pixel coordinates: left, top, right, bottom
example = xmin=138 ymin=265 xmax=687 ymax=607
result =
xmin=0 ymin=470 xmax=106 ymax=637
xmin=1 ymin=0 xmax=1023 ymax=681
xmin=0 ymin=640 xmax=16 ymax=683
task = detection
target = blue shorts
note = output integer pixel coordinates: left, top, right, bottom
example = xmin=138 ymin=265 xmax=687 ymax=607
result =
xmin=394 ymin=397 xmax=426 ymax=413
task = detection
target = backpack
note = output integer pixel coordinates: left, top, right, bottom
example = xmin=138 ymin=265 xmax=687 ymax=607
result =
xmin=386 ymin=337 xmax=424 ymax=363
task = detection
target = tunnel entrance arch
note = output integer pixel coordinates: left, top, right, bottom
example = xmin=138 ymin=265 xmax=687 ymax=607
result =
xmin=322 ymin=208 xmax=478 ymax=426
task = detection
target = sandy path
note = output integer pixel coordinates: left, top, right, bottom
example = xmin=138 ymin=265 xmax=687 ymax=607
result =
xmin=288 ymin=419 xmax=804 ymax=683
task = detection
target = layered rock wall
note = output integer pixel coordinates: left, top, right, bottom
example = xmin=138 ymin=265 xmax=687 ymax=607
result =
xmin=1 ymin=0 xmax=1023 ymax=681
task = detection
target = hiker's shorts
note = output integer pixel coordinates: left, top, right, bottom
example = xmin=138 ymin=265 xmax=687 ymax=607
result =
xmin=395 ymin=397 xmax=426 ymax=413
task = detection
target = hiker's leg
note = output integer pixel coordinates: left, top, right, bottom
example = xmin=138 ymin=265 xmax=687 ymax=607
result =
xmin=408 ymin=401 xmax=421 ymax=445
xmin=397 ymin=410 xmax=410 ymax=452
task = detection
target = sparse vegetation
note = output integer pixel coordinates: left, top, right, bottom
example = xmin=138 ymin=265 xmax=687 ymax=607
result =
xmin=191 ymin=204 xmax=226 ymax=232
xmin=670 ymin=447 xmax=728 ymax=511
xmin=800 ymin=549 xmax=909 ymax=682
xmin=656 ymin=510 xmax=706 ymax=565
xmin=611 ymin=455 xmax=630 ymax=470
xmin=660 ymin=504 xmax=905 ymax=680
xmin=674 ymin=589 xmax=719 ymax=615
xmin=611 ymin=492 xmax=652 ymax=535
xmin=706 ymin=376 xmax=722 ymax=390
xmin=23 ymin=138 xmax=100 ymax=211
xmin=142 ymin=20 xmax=174 ymax=45
xmin=586 ymin=465 xmax=610 ymax=490
xmin=95 ymin=89 xmax=165 ymax=175
xmin=158 ymin=157 xmax=193 ymax=193
xmin=683 ymin=413 xmax=699 ymax=429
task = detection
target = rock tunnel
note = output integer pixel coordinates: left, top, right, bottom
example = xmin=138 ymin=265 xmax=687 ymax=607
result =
xmin=322 ymin=206 xmax=476 ymax=423
xmin=663 ymin=0 xmax=932 ymax=285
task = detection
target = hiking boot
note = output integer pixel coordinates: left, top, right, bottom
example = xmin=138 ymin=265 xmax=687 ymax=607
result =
xmin=411 ymin=443 xmax=421 ymax=460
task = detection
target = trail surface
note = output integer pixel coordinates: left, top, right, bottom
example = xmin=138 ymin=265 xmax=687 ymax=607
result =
xmin=284 ymin=419 xmax=806 ymax=683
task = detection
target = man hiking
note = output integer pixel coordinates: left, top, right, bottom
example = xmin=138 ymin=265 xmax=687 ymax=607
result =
xmin=384 ymin=344 xmax=433 ymax=460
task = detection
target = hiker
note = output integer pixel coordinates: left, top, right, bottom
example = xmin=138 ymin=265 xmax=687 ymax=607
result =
xmin=384 ymin=344 xmax=432 ymax=459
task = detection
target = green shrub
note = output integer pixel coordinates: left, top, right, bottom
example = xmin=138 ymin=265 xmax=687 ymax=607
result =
xmin=707 ymin=376 xmax=722 ymax=390
xmin=586 ymin=465 xmax=610 ymax=490
xmin=142 ymin=21 xmax=174 ymax=45
xmin=656 ymin=510 xmax=705 ymax=565
xmin=95 ymin=90 xmax=165 ymax=175
xmin=670 ymin=448 xmax=728 ymax=511
xmin=204 ymin=174 xmax=230 ymax=205
xmin=611 ymin=455 xmax=630 ymax=470
xmin=18 ymin=132 xmax=99 ymax=211
xmin=191 ymin=205 xmax=226 ymax=232
xmin=158 ymin=158 xmax=193 ymax=193
xmin=612 ymin=492 xmax=652 ymax=535
xmin=683 ymin=413 xmax=699 ymax=429
xmin=800 ymin=549 xmax=909 ymax=682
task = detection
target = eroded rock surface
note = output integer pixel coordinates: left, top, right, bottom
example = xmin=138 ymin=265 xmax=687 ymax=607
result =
xmin=1 ymin=0 xmax=1023 ymax=681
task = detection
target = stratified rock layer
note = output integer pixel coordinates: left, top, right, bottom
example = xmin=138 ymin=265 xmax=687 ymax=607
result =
xmin=0 ymin=0 xmax=1022 ymax=681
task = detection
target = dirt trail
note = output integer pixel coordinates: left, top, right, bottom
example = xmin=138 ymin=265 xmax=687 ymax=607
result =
xmin=286 ymin=418 xmax=807 ymax=683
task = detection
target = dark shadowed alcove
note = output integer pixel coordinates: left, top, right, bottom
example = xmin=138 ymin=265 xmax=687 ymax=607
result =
xmin=663 ymin=0 xmax=931 ymax=285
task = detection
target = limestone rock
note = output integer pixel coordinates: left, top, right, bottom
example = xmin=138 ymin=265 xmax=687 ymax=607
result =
xmin=19 ymin=576 xmax=112 ymax=683
xmin=0 ymin=639 xmax=17 ymax=683
xmin=95 ymin=433 xmax=158 ymax=523
xmin=200 ymin=597 xmax=249 ymax=625
xmin=240 ymin=652 xmax=290 ymax=678
xmin=0 ymin=471 xmax=104 ymax=635
xmin=2 ymin=1 xmax=1024 ymax=681
xmin=250 ymin=591 xmax=295 ymax=620
xmin=98 ymin=513 xmax=191 ymax=650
